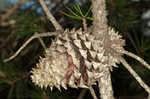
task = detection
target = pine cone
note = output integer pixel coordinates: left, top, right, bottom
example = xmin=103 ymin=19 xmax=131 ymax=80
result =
xmin=31 ymin=28 xmax=125 ymax=90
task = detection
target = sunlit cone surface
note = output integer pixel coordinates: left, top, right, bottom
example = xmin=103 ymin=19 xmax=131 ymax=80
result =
xmin=31 ymin=28 xmax=125 ymax=90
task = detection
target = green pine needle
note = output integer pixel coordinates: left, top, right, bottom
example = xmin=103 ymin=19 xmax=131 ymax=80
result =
xmin=61 ymin=4 xmax=93 ymax=21
xmin=85 ymin=5 xmax=92 ymax=17
xmin=64 ymin=5 xmax=79 ymax=17
xmin=86 ymin=17 xmax=94 ymax=20
xmin=60 ymin=11 xmax=82 ymax=20
xmin=74 ymin=4 xmax=84 ymax=16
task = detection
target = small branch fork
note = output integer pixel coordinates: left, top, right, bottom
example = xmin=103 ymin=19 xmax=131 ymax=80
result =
xmin=3 ymin=32 xmax=58 ymax=62
xmin=35 ymin=32 xmax=47 ymax=50
xmin=4 ymin=0 xmax=63 ymax=62
xmin=120 ymin=50 xmax=150 ymax=70
xmin=119 ymin=57 xmax=150 ymax=97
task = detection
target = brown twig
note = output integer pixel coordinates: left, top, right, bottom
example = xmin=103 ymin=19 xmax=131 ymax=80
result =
xmin=82 ymin=16 xmax=87 ymax=32
xmin=119 ymin=57 xmax=150 ymax=96
xmin=92 ymin=0 xmax=115 ymax=98
xmin=35 ymin=32 xmax=47 ymax=50
xmin=3 ymin=32 xmax=58 ymax=62
xmin=38 ymin=0 xmax=63 ymax=31
xmin=120 ymin=50 xmax=150 ymax=70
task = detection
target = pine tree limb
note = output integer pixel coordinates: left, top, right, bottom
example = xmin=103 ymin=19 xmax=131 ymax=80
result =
xmin=38 ymin=0 xmax=63 ymax=31
xmin=3 ymin=32 xmax=58 ymax=62
xmin=120 ymin=50 xmax=150 ymax=70
xmin=119 ymin=57 xmax=150 ymax=96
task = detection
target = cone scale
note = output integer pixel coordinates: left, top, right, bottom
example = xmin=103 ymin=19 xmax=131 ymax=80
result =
xmin=31 ymin=27 xmax=125 ymax=92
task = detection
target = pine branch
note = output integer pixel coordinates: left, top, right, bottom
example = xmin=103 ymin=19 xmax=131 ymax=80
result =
xmin=120 ymin=50 xmax=150 ymax=70
xmin=119 ymin=57 xmax=150 ymax=96
xmin=38 ymin=0 xmax=63 ymax=31
xmin=82 ymin=16 xmax=87 ymax=32
xmin=91 ymin=0 xmax=115 ymax=98
xmin=35 ymin=32 xmax=47 ymax=50
xmin=91 ymin=0 xmax=108 ymax=36
xmin=3 ymin=32 xmax=58 ymax=62
xmin=98 ymin=68 xmax=115 ymax=99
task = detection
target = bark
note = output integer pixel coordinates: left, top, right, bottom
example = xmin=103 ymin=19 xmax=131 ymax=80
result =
xmin=98 ymin=68 xmax=114 ymax=99
xmin=92 ymin=0 xmax=108 ymax=38
xmin=92 ymin=0 xmax=115 ymax=99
